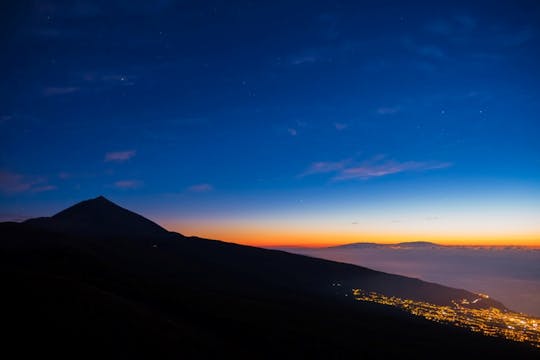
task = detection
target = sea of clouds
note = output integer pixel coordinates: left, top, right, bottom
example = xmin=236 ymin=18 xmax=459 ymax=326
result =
xmin=276 ymin=243 xmax=540 ymax=317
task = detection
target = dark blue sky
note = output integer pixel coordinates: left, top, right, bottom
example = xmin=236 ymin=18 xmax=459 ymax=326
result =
xmin=1 ymin=1 xmax=539 ymax=245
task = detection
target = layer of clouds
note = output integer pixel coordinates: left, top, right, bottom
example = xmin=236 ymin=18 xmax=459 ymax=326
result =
xmin=280 ymin=244 xmax=540 ymax=316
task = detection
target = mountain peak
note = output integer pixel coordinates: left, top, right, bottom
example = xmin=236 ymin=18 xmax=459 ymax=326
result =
xmin=26 ymin=196 xmax=172 ymax=239
xmin=53 ymin=195 xmax=121 ymax=219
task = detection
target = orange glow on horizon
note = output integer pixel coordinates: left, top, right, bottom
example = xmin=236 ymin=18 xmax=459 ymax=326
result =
xmin=162 ymin=221 xmax=540 ymax=248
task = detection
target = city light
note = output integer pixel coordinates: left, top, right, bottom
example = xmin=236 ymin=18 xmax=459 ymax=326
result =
xmin=352 ymin=288 xmax=540 ymax=348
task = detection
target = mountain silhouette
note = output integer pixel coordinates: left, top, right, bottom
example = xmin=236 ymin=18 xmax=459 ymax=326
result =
xmin=1 ymin=197 xmax=537 ymax=358
xmin=24 ymin=195 xmax=172 ymax=239
xmin=396 ymin=241 xmax=440 ymax=247
xmin=329 ymin=241 xmax=441 ymax=249
xmin=326 ymin=242 xmax=386 ymax=249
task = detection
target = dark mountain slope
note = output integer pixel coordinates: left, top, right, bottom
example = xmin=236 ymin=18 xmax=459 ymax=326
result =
xmin=1 ymin=197 xmax=537 ymax=358
xmin=17 ymin=208 xmax=503 ymax=310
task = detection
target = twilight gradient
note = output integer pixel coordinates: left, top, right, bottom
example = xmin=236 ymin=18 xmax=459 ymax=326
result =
xmin=1 ymin=1 xmax=540 ymax=246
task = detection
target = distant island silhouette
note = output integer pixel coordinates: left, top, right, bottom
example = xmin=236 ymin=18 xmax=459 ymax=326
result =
xmin=1 ymin=196 xmax=537 ymax=358
xmin=328 ymin=241 xmax=442 ymax=249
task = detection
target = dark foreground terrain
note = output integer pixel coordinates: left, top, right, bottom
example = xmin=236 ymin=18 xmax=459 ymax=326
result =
xmin=1 ymin=196 xmax=537 ymax=358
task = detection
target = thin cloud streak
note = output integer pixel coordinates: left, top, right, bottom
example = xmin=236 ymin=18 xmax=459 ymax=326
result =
xmin=376 ymin=106 xmax=400 ymax=115
xmin=334 ymin=123 xmax=348 ymax=130
xmin=31 ymin=185 xmax=58 ymax=192
xmin=43 ymin=86 xmax=80 ymax=96
xmin=290 ymin=55 xmax=320 ymax=65
xmin=335 ymin=160 xmax=452 ymax=180
xmin=113 ymin=180 xmax=142 ymax=189
xmin=0 ymin=171 xmax=56 ymax=194
xmin=300 ymin=160 xmax=348 ymax=177
xmin=105 ymin=150 xmax=136 ymax=162
xmin=302 ymin=157 xmax=451 ymax=180
xmin=287 ymin=128 xmax=297 ymax=136
xmin=188 ymin=183 xmax=214 ymax=193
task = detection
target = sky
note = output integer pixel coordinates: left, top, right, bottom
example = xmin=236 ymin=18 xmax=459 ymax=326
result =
xmin=1 ymin=0 xmax=539 ymax=246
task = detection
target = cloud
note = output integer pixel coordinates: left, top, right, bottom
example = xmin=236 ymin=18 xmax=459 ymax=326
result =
xmin=301 ymin=157 xmax=451 ymax=181
xmin=0 ymin=171 xmax=56 ymax=194
xmin=287 ymin=46 xmax=336 ymax=66
xmin=334 ymin=123 xmax=348 ymax=131
xmin=188 ymin=183 xmax=214 ymax=193
xmin=287 ymin=128 xmax=297 ymax=136
xmin=291 ymin=55 xmax=320 ymax=65
xmin=31 ymin=185 xmax=58 ymax=192
xmin=40 ymin=71 xmax=138 ymax=98
xmin=335 ymin=160 xmax=451 ymax=180
xmin=0 ymin=172 xmax=33 ymax=193
xmin=300 ymin=160 xmax=348 ymax=177
xmin=113 ymin=180 xmax=142 ymax=189
xmin=43 ymin=86 xmax=80 ymax=96
xmin=376 ymin=106 xmax=400 ymax=115
xmin=285 ymin=245 xmax=540 ymax=316
xmin=336 ymin=161 xmax=418 ymax=180
xmin=104 ymin=150 xmax=136 ymax=162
